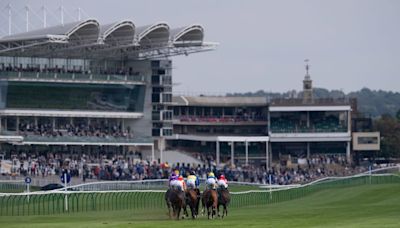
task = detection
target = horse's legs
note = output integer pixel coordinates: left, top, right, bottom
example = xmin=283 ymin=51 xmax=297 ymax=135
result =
xmin=184 ymin=204 xmax=188 ymax=218
xmin=195 ymin=199 xmax=200 ymax=217
xmin=213 ymin=206 xmax=216 ymax=219
xmin=191 ymin=204 xmax=196 ymax=219
xmin=168 ymin=204 xmax=172 ymax=219
xmin=201 ymin=199 xmax=205 ymax=216
xmin=189 ymin=202 xmax=195 ymax=219
xmin=172 ymin=205 xmax=177 ymax=218
xmin=176 ymin=206 xmax=181 ymax=220
xmin=182 ymin=205 xmax=186 ymax=220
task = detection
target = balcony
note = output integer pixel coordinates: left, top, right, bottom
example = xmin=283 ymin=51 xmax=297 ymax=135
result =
xmin=0 ymin=71 xmax=145 ymax=85
xmin=173 ymin=116 xmax=268 ymax=126
xmin=270 ymin=118 xmax=348 ymax=134
xmin=0 ymin=131 xmax=153 ymax=146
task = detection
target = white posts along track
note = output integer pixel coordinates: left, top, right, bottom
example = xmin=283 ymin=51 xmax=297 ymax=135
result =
xmin=0 ymin=166 xmax=399 ymax=216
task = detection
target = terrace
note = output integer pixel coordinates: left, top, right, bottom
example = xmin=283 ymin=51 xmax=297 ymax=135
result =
xmin=0 ymin=65 xmax=145 ymax=85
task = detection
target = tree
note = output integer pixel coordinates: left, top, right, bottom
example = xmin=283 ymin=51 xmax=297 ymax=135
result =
xmin=373 ymin=114 xmax=400 ymax=158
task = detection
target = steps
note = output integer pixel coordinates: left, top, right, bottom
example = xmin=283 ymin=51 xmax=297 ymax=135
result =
xmin=162 ymin=150 xmax=204 ymax=166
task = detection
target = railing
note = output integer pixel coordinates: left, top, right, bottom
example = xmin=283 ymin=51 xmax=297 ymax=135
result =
xmin=176 ymin=116 xmax=268 ymax=123
xmin=270 ymin=126 xmax=348 ymax=133
xmin=0 ymin=131 xmax=153 ymax=144
xmin=270 ymin=98 xmax=350 ymax=106
xmin=22 ymin=135 xmax=152 ymax=144
xmin=0 ymin=166 xmax=399 ymax=216
xmin=0 ymin=71 xmax=145 ymax=84
xmin=0 ymin=180 xmax=25 ymax=193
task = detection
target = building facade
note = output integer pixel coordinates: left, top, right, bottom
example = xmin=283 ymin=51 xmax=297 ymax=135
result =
xmin=0 ymin=19 xmax=216 ymax=162
xmin=166 ymin=66 xmax=376 ymax=168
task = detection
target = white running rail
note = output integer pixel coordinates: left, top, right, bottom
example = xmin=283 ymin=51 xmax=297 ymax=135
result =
xmin=0 ymin=165 xmax=398 ymax=197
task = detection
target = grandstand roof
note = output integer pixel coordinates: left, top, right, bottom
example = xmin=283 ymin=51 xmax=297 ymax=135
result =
xmin=0 ymin=19 xmax=216 ymax=60
xmin=136 ymin=22 xmax=170 ymax=46
xmin=172 ymin=96 xmax=268 ymax=107
xmin=99 ymin=20 xmax=135 ymax=45
xmin=0 ymin=19 xmax=99 ymax=43
xmin=170 ymin=24 xmax=204 ymax=46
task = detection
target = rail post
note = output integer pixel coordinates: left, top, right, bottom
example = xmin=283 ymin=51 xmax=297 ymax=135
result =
xmin=369 ymin=165 xmax=372 ymax=185
xmin=64 ymin=173 xmax=68 ymax=212
xmin=269 ymin=174 xmax=272 ymax=200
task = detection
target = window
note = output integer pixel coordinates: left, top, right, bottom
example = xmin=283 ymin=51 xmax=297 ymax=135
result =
xmin=358 ymin=137 xmax=378 ymax=144
xmin=162 ymin=93 xmax=172 ymax=103
xmin=162 ymin=76 xmax=172 ymax=85
xmin=3 ymin=82 xmax=145 ymax=112
xmin=153 ymin=87 xmax=164 ymax=93
xmin=162 ymin=128 xmax=173 ymax=136
xmin=152 ymin=94 xmax=160 ymax=103
xmin=151 ymin=61 xmax=160 ymax=68
xmin=151 ymin=75 xmax=160 ymax=85
xmin=152 ymin=111 xmax=161 ymax=121
xmin=152 ymin=128 xmax=161 ymax=136
xmin=162 ymin=111 xmax=173 ymax=120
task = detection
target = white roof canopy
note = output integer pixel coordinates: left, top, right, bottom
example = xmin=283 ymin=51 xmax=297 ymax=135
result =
xmin=1 ymin=19 xmax=99 ymax=43
xmin=136 ymin=22 xmax=170 ymax=47
xmin=170 ymin=24 xmax=204 ymax=47
xmin=0 ymin=20 xmax=217 ymax=60
xmin=99 ymin=20 xmax=135 ymax=45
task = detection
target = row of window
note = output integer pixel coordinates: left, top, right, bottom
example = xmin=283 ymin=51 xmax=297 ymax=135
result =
xmin=151 ymin=75 xmax=172 ymax=86
xmin=152 ymin=128 xmax=173 ymax=137
xmin=151 ymin=93 xmax=172 ymax=103
xmin=152 ymin=111 xmax=173 ymax=121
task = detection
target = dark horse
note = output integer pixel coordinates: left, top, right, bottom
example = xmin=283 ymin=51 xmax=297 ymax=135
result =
xmin=186 ymin=188 xmax=200 ymax=219
xmin=217 ymin=187 xmax=231 ymax=218
xmin=202 ymin=189 xmax=218 ymax=219
xmin=165 ymin=188 xmax=186 ymax=220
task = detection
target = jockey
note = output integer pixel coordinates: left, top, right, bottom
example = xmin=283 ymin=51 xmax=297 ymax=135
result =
xmin=205 ymin=172 xmax=217 ymax=190
xmin=217 ymin=174 xmax=228 ymax=189
xmin=169 ymin=170 xmax=179 ymax=188
xmin=177 ymin=175 xmax=186 ymax=191
xmin=186 ymin=171 xmax=199 ymax=189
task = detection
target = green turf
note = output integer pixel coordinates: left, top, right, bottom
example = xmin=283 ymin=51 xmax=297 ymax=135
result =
xmin=0 ymin=183 xmax=399 ymax=228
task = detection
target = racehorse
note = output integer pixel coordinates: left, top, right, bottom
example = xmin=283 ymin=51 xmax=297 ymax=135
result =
xmin=186 ymin=188 xmax=200 ymax=219
xmin=217 ymin=187 xmax=231 ymax=218
xmin=165 ymin=188 xmax=187 ymax=220
xmin=202 ymin=189 xmax=218 ymax=219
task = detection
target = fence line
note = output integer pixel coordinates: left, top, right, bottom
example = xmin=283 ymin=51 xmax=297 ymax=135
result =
xmin=0 ymin=173 xmax=399 ymax=216
xmin=1 ymin=165 xmax=399 ymax=193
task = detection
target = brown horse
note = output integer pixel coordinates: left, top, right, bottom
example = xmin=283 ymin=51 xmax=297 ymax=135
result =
xmin=202 ymin=189 xmax=218 ymax=219
xmin=186 ymin=188 xmax=200 ymax=219
xmin=165 ymin=188 xmax=186 ymax=220
xmin=217 ymin=187 xmax=231 ymax=218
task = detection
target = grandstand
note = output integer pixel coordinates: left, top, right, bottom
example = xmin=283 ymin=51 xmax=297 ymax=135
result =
xmin=0 ymin=19 xmax=380 ymax=176
xmin=0 ymin=19 xmax=216 ymax=169
xmin=167 ymin=96 xmax=269 ymax=167
xmin=166 ymin=64 xmax=379 ymax=169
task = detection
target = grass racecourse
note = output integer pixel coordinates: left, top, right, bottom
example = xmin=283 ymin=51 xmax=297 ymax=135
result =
xmin=0 ymin=183 xmax=399 ymax=228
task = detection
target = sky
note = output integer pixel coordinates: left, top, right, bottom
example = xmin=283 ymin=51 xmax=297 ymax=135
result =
xmin=1 ymin=0 xmax=399 ymax=94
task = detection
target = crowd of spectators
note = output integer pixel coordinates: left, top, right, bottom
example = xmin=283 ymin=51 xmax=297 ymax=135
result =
xmin=179 ymin=115 xmax=267 ymax=123
xmin=17 ymin=122 xmax=133 ymax=138
xmin=0 ymin=64 xmax=141 ymax=76
xmin=0 ymin=150 xmax=374 ymax=185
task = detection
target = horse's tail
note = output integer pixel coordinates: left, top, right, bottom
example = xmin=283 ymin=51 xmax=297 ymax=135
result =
xmin=211 ymin=190 xmax=218 ymax=208
xmin=223 ymin=190 xmax=231 ymax=205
